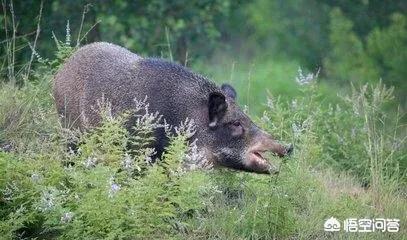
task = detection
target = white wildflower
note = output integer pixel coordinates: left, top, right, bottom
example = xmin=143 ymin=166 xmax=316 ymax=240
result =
xmin=291 ymin=99 xmax=298 ymax=109
xmin=38 ymin=188 xmax=59 ymax=212
xmin=134 ymin=96 xmax=149 ymax=112
xmin=295 ymin=67 xmax=319 ymax=85
xmin=174 ymin=118 xmax=196 ymax=139
xmin=243 ymin=105 xmax=249 ymax=114
xmin=121 ymin=153 xmax=133 ymax=171
xmin=261 ymin=112 xmax=270 ymax=123
xmin=302 ymin=118 xmax=312 ymax=130
xmin=267 ymin=97 xmax=274 ymax=110
xmin=292 ymin=122 xmax=302 ymax=138
xmin=392 ymin=139 xmax=403 ymax=151
xmin=83 ymin=156 xmax=97 ymax=169
xmin=108 ymin=177 xmax=121 ymax=198
xmin=184 ymin=140 xmax=206 ymax=170
xmin=143 ymin=148 xmax=156 ymax=165
xmin=68 ymin=147 xmax=76 ymax=155
xmin=351 ymin=128 xmax=357 ymax=139
xmin=133 ymin=96 xmax=164 ymax=131
xmin=31 ymin=173 xmax=42 ymax=183
xmin=94 ymin=96 xmax=114 ymax=121
xmin=352 ymin=104 xmax=360 ymax=116
xmin=65 ymin=20 xmax=71 ymax=45
xmin=28 ymin=42 xmax=45 ymax=63
xmin=2 ymin=182 xmax=18 ymax=201
xmin=61 ymin=212 xmax=74 ymax=224
xmin=336 ymin=104 xmax=342 ymax=113
xmin=163 ymin=119 xmax=172 ymax=135
xmin=328 ymin=104 xmax=334 ymax=116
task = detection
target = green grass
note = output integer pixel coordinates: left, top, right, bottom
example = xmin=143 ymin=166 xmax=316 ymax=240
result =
xmin=193 ymin=52 xmax=345 ymax=116
xmin=194 ymin=54 xmax=301 ymax=115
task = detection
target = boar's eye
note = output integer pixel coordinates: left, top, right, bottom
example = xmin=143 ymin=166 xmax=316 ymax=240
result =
xmin=230 ymin=121 xmax=244 ymax=136
xmin=232 ymin=121 xmax=241 ymax=127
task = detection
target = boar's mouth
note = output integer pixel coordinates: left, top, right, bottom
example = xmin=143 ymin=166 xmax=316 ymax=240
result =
xmin=252 ymin=150 xmax=267 ymax=161
xmin=246 ymin=149 xmax=279 ymax=174
xmin=245 ymin=139 xmax=293 ymax=174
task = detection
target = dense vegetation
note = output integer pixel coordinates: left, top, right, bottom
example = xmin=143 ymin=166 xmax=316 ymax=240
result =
xmin=0 ymin=1 xmax=406 ymax=239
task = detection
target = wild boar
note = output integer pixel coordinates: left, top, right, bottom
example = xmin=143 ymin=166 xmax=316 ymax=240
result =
xmin=53 ymin=42 xmax=292 ymax=174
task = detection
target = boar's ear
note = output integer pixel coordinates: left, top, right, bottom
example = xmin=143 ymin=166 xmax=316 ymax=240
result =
xmin=208 ymin=92 xmax=227 ymax=128
xmin=221 ymin=83 xmax=237 ymax=100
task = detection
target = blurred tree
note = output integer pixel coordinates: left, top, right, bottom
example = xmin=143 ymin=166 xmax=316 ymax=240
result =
xmin=323 ymin=8 xmax=379 ymax=84
xmin=246 ymin=0 xmax=331 ymax=69
xmin=323 ymin=0 xmax=407 ymax=37
xmin=367 ymin=13 xmax=407 ymax=102
xmin=93 ymin=0 xmax=238 ymax=64
xmin=0 ymin=0 xmax=238 ymax=70
xmin=246 ymin=0 xmax=406 ymax=102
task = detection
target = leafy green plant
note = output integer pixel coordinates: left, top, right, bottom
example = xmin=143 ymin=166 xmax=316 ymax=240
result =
xmin=367 ymin=13 xmax=407 ymax=101
xmin=324 ymin=8 xmax=379 ymax=84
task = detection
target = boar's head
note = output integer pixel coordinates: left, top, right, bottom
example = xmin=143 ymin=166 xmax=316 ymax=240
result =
xmin=204 ymin=84 xmax=293 ymax=174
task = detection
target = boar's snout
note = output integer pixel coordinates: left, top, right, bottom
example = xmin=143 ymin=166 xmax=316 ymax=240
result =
xmin=245 ymin=130 xmax=293 ymax=174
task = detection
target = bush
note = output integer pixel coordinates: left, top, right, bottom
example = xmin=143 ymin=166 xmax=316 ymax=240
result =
xmin=367 ymin=13 xmax=407 ymax=102
xmin=0 ymin=98 xmax=206 ymax=239
xmin=260 ymin=72 xmax=405 ymax=186
xmin=323 ymin=8 xmax=379 ymax=84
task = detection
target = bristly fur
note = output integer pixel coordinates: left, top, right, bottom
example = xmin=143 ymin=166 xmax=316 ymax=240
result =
xmin=54 ymin=42 xmax=219 ymax=156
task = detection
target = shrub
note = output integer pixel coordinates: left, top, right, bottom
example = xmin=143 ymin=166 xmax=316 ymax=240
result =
xmin=0 ymin=97 xmax=205 ymax=239
xmin=324 ymin=8 xmax=379 ymax=84
xmin=367 ymin=13 xmax=407 ymax=102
